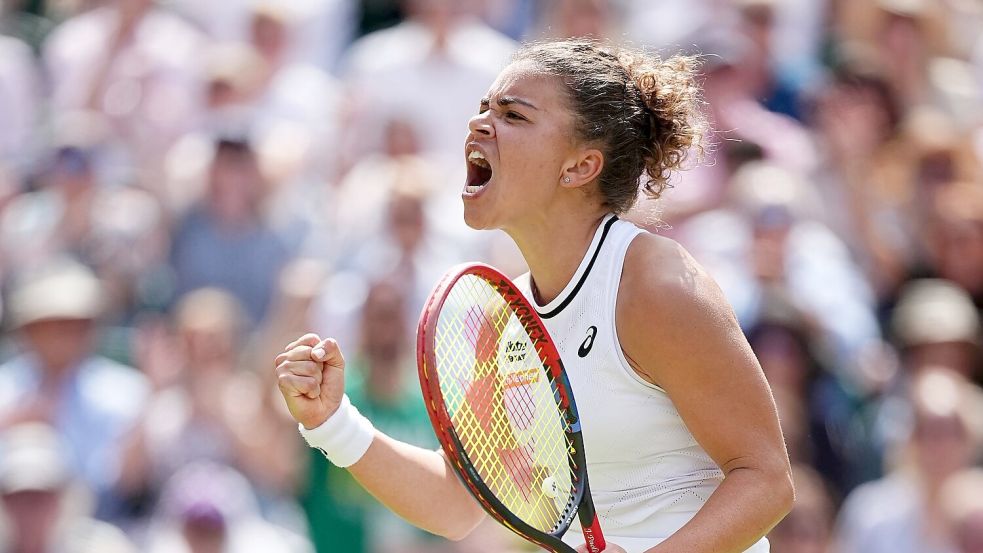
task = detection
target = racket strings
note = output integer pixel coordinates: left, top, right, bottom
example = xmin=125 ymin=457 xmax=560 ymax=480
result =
xmin=433 ymin=275 xmax=578 ymax=533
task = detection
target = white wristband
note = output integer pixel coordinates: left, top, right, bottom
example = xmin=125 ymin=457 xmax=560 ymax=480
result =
xmin=298 ymin=395 xmax=375 ymax=468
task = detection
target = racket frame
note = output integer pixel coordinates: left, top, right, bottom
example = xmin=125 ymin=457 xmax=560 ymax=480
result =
xmin=417 ymin=263 xmax=605 ymax=553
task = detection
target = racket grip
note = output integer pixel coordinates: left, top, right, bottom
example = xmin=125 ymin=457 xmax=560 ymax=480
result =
xmin=581 ymin=515 xmax=606 ymax=552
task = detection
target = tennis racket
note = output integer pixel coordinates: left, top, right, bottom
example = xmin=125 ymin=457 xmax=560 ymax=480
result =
xmin=417 ymin=263 xmax=606 ymax=553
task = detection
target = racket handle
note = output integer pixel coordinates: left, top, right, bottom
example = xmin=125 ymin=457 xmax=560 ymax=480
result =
xmin=581 ymin=514 xmax=606 ymax=552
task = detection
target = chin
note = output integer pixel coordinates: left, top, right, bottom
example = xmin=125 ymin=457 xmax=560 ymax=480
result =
xmin=462 ymin=211 xmax=490 ymax=231
xmin=462 ymin=204 xmax=497 ymax=231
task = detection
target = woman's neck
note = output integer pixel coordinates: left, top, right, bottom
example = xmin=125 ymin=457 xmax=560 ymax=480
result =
xmin=507 ymin=210 xmax=609 ymax=305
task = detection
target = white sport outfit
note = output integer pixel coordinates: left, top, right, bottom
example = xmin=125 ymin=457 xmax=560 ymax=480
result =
xmin=514 ymin=214 xmax=770 ymax=553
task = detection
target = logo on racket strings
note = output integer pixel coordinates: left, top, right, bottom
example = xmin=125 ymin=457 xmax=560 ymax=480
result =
xmin=503 ymin=368 xmax=540 ymax=389
xmin=504 ymin=340 xmax=527 ymax=363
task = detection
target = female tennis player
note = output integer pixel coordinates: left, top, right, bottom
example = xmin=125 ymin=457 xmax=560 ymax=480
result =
xmin=275 ymin=39 xmax=793 ymax=552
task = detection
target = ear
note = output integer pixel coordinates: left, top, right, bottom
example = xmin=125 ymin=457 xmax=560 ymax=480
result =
xmin=560 ymin=148 xmax=604 ymax=189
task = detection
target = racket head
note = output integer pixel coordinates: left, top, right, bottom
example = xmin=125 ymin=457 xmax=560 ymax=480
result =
xmin=417 ymin=263 xmax=593 ymax=552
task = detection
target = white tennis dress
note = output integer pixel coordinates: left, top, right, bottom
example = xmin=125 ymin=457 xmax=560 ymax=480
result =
xmin=514 ymin=214 xmax=770 ymax=553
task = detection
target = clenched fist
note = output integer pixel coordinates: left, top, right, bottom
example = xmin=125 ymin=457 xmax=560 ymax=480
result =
xmin=274 ymin=333 xmax=347 ymax=429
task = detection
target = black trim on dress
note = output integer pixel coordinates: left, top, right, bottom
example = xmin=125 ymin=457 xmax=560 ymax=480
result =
xmin=537 ymin=215 xmax=618 ymax=319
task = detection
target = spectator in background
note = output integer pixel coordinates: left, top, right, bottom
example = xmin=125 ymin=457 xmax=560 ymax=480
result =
xmin=0 ymin=164 xmax=21 ymax=290
xmin=810 ymin=58 xmax=910 ymax=301
xmin=164 ymin=0 xmax=355 ymax=71
xmin=170 ymin=4 xmax=342 ymax=185
xmin=340 ymin=171 xmax=460 ymax=305
xmin=891 ymin=279 xmax=981 ymax=382
xmin=976 ymin=31 xmax=983 ymax=90
xmin=41 ymin=0 xmax=205 ymax=179
xmin=158 ymin=43 xmax=266 ymax=216
xmin=339 ymin=0 xmax=516 ymax=165
xmin=835 ymin=367 xmax=983 ymax=553
xmin=767 ymin=464 xmax=837 ymax=553
xmin=119 ymin=288 xmax=303 ymax=533
xmin=0 ymin=260 xmax=148 ymax=518
xmin=144 ymin=462 xmax=312 ymax=553
xmin=901 ymin=110 xmax=982 ymax=206
xmin=0 ymin=115 xmax=171 ymax=328
xmin=320 ymin=155 xmax=473 ymax=347
xmin=698 ymin=30 xmax=817 ymax=177
xmin=244 ymin=4 xmax=344 ymax=247
xmin=923 ymin=184 xmax=983 ymax=311
xmin=0 ymin=423 xmax=138 ymax=553
xmin=0 ymin=125 xmax=106 ymax=272
xmin=250 ymin=258 xmax=330 ymax=379
xmin=0 ymin=30 xmax=39 ymax=175
xmin=653 ymin=31 xmax=818 ymax=225
xmin=732 ymin=0 xmax=807 ymax=120
xmin=161 ymin=21 xmax=339 ymax=263
xmin=941 ymin=468 xmax=983 ymax=553
xmin=247 ymin=2 xmax=342 ymax=153
xmin=533 ymin=0 xmax=615 ymax=40
xmin=829 ymin=0 xmax=948 ymax=108
xmin=677 ymin=160 xmax=881 ymax=377
xmin=170 ymin=136 xmax=294 ymax=324
xmin=893 ymin=112 xmax=982 ymax=285
xmin=869 ymin=0 xmax=947 ymax=110
xmin=328 ymin=119 xmax=426 ymax=242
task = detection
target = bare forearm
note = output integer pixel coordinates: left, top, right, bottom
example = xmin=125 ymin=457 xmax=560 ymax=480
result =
xmin=347 ymin=432 xmax=485 ymax=540
xmin=275 ymin=336 xmax=485 ymax=539
xmin=647 ymin=467 xmax=793 ymax=553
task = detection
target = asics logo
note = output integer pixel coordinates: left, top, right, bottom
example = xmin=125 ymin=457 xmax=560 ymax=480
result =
xmin=578 ymin=326 xmax=597 ymax=358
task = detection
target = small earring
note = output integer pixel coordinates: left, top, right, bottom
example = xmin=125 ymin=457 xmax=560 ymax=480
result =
xmin=563 ymin=176 xmax=571 ymax=183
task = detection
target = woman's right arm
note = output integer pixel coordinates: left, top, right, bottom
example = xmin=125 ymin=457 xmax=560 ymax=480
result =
xmin=273 ymin=333 xmax=486 ymax=540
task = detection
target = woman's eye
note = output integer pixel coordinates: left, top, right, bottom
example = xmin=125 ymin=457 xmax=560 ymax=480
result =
xmin=505 ymin=112 xmax=524 ymax=121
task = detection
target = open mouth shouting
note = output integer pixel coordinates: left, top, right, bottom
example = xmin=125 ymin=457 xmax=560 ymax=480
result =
xmin=464 ymin=147 xmax=493 ymax=197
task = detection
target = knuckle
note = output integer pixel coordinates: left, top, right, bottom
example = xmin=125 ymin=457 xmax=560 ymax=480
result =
xmin=291 ymin=361 xmax=315 ymax=376
xmin=276 ymin=372 xmax=293 ymax=388
xmin=288 ymin=346 xmax=312 ymax=360
xmin=278 ymin=362 xmax=301 ymax=378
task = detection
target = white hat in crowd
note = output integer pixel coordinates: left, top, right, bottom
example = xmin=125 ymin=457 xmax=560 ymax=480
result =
xmin=892 ymin=279 xmax=981 ymax=347
xmin=7 ymin=259 xmax=104 ymax=328
xmin=0 ymin=423 xmax=71 ymax=495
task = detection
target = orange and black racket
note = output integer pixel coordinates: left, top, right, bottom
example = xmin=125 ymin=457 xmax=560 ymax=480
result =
xmin=417 ymin=263 xmax=606 ymax=553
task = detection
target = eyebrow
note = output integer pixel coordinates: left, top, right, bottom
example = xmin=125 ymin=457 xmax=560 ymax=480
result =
xmin=480 ymin=96 xmax=540 ymax=110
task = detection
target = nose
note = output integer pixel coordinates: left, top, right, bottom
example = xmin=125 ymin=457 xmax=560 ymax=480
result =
xmin=468 ymin=112 xmax=494 ymax=138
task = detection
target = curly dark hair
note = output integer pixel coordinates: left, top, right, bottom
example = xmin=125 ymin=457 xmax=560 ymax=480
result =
xmin=513 ymin=39 xmax=707 ymax=213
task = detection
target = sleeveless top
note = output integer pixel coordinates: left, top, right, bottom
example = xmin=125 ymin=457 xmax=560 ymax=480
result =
xmin=514 ymin=214 xmax=770 ymax=553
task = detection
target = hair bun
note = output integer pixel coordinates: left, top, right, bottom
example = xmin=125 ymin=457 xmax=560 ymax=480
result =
xmin=621 ymin=53 xmax=706 ymax=200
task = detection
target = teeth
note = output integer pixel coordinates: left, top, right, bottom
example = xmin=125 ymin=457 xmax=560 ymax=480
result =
xmin=468 ymin=150 xmax=490 ymax=169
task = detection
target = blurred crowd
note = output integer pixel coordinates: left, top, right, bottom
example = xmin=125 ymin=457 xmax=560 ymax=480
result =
xmin=0 ymin=0 xmax=981 ymax=552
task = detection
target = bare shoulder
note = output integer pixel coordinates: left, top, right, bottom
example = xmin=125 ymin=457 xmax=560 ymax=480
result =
xmin=619 ymin=232 xmax=730 ymax=318
xmin=617 ymin=232 xmax=747 ymax=383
